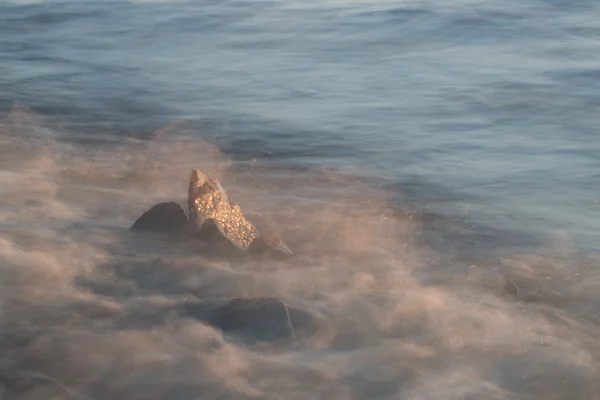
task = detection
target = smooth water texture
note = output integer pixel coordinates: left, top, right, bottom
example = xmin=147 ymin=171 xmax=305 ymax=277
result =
xmin=0 ymin=0 xmax=599 ymax=399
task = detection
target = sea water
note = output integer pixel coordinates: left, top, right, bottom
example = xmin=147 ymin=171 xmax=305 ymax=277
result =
xmin=1 ymin=0 xmax=599 ymax=399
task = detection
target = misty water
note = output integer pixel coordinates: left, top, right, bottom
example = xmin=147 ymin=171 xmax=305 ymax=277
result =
xmin=1 ymin=0 xmax=599 ymax=399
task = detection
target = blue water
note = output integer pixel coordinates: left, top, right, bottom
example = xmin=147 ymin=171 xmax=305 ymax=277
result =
xmin=1 ymin=1 xmax=599 ymax=399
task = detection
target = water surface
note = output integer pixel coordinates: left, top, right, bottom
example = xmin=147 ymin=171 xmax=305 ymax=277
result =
xmin=1 ymin=0 xmax=599 ymax=399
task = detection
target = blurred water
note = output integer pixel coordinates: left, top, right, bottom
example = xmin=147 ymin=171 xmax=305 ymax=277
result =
xmin=0 ymin=0 xmax=599 ymax=399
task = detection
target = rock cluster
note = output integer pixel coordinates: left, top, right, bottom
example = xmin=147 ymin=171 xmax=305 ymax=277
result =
xmin=130 ymin=169 xmax=293 ymax=258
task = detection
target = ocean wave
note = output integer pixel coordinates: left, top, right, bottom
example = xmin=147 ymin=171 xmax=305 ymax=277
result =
xmin=1 ymin=106 xmax=598 ymax=399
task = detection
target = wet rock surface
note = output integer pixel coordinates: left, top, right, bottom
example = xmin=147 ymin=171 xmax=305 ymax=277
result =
xmin=130 ymin=202 xmax=189 ymax=236
xmin=249 ymin=235 xmax=295 ymax=259
xmin=502 ymin=279 xmax=520 ymax=298
xmin=177 ymin=297 xmax=325 ymax=347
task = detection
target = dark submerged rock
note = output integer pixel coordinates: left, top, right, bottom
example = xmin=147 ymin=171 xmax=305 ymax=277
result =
xmin=502 ymin=279 xmax=520 ymax=298
xmin=178 ymin=297 xmax=322 ymax=347
xmin=129 ymin=202 xmax=189 ymax=235
xmin=208 ymin=298 xmax=294 ymax=342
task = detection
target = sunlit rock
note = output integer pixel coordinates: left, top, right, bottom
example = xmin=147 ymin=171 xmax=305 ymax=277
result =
xmin=187 ymin=169 xmax=259 ymax=250
xmin=131 ymin=169 xmax=293 ymax=257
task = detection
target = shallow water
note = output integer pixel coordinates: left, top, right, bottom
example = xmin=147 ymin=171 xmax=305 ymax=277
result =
xmin=1 ymin=1 xmax=599 ymax=399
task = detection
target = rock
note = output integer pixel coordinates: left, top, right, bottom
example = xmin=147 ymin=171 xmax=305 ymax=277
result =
xmin=249 ymin=235 xmax=294 ymax=259
xmin=208 ymin=298 xmax=320 ymax=346
xmin=130 ymin=170 xmax=294 ymax=258
xmin=177 ymin=297 xmax=323 ymax=347
xmin=129 ymin=202 xmax=189 ymax=235
xmin=502 ymin=279 xmax=520 ymax=297
xmin=187 ymin=169 xmax=259 ymax=249
xmin=207 ymin=298 xmax=294 ymax=343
